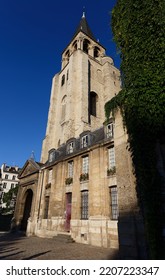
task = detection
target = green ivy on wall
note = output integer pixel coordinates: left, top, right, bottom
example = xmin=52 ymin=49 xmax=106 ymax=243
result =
xmin=106 ymin=0 xmax=165 ymax=259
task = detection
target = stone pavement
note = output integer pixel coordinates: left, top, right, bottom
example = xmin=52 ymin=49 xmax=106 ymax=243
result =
xmin=0 ymin=231 xmax=119 ymax=260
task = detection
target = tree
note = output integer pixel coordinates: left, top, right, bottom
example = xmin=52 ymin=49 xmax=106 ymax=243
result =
xmin=106 ymin=0 xmax=165 ymax=258
xmin=2 ymin=185 xmax=19 ymax=213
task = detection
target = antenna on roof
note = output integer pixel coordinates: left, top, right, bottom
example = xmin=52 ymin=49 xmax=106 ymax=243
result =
xmin=30 ymin=151 xmax=35 ymax=161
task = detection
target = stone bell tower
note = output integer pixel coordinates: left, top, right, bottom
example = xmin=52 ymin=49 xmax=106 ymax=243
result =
xmin=41 ymin=13 xmax=120 ymax=163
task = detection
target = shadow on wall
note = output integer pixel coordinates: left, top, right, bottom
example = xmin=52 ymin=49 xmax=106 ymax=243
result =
xmin=117 ymin=207 xmax=148 ymax=260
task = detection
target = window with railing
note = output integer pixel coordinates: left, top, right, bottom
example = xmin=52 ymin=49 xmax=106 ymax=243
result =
xmin=80 ymin=156 xmax=89 ymax=182
xmin=109 ymin=186 xmax=118 ymax=220
xmin=65 ymin=161 xmax=74 ymax=185
xmin=107 ymin=146 xmax=116 ymax=176
xmin=81 ymin=190 xmax=88 ymax=219
xmin=68 ymin=161 xmax=74 ymax=178
xmin=82 ymin=156 xmax=89 ymax=174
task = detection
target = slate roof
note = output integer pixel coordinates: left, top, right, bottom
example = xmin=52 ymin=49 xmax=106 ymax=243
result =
xmin=72 ymin=13 xmax=96 ymax=41
xmin=45 ymin=126 xmax=113 ymax=167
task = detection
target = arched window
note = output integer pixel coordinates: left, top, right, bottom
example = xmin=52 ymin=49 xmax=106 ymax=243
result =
xmin=61 ymin=74 xmax=65 ymax=86
xmin=83 ymin=39 xmax=90 ymax=54
xmin=72 ymin=40 xmax=77 ymax=51
xmin=89 ymin=91 xmax=97 ymax=117
xmin=94 ymin=46 xmax=100 ymax=58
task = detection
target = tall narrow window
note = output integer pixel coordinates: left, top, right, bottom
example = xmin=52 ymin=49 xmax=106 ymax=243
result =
xmin=108 ymin=146 xmax=115 ymax=169
xmin=61 ymin=95 xmax=67 ymax=122
xmin=67 ymin=70 xmax=69 ymax=80
xmin=94 ymin=46 xmax=100 ymax=58
xmin=81 ymin=191 xmax=88 ymax=219
xmin=72 ymin=40 xmax=77 ymax=51
xmin=61 ymin=74 xmax=65 ymax=86
xmin=82 ymin=156 xmax=89 ymax=174
xmin=68 ymin=161 xmax=74 ymax=178
xmin=89 ymin=92 xmax=97 ymax=117
xmin=83 ymin=39 xmax=90 ymax=54
xmin=109 ymin=186 xmax=118 ymax=220
xmin=44 ymin=196 xmax=50 ymax=219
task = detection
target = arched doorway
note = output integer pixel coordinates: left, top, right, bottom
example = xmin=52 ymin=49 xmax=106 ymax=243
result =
xmin=20 ymin=189 xmax=33 ymax=231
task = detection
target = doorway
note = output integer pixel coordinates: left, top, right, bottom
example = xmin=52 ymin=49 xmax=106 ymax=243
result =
xmin=20 ymin=189 xmax=33 ymax=231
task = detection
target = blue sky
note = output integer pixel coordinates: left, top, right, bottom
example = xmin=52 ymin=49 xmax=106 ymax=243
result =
xmin=0 ymin=0 xmax=120 ymax=168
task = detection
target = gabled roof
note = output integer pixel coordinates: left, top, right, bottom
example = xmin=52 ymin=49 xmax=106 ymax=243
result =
xmin=18 ymin=159 xmax=43 ymax=178
xmin=72 ymin=12 xmax=96 ymax=41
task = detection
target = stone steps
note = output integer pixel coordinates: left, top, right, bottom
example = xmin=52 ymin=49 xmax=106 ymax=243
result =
xmin=53 ymin=233 xmax=75 ymax=243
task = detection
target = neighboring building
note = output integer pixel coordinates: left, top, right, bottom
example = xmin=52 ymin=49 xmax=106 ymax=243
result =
xmin=0 ymin=163 xmax=20 ymax=211
xmin=13 ymin=14 xmax=147 ymax=259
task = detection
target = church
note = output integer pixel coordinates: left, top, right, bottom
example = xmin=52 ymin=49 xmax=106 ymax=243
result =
xmin=13 ymin=13 xmax=146 ymax=258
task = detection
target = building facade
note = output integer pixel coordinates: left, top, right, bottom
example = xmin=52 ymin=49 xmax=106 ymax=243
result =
xmin=14 ymin=14 xmax=146 ymax=258
xmin=0 ymin=163 xmax=20 ymax=211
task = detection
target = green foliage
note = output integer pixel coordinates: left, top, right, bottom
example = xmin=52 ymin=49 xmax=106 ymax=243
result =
xmin=3 ymin=184 xmax=19 ymax=212
xmin=107 ymin=0 xmax=165 ymax=259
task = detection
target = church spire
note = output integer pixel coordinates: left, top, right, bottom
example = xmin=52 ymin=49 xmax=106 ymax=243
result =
xmin=72 ymin=13 xmax=96 ymax=42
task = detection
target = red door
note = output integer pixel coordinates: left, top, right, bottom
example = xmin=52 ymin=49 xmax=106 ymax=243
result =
xmin=65 ymin=193 xmax=72 ymax=231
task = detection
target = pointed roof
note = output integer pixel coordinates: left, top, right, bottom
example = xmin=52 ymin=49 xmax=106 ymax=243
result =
xmin=62 ymin=12 xmax=105 ymax=55
xmin=72 ymin=12 xmax=96 ymax=41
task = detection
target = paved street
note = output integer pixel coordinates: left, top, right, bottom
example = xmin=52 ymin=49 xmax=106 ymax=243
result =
xmin=0 ymin=232 xmax=119 ymax=260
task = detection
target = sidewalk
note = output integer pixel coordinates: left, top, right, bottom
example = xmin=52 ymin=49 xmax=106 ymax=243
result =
xmin=0 ymin=232 xmax=119 ymax=260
